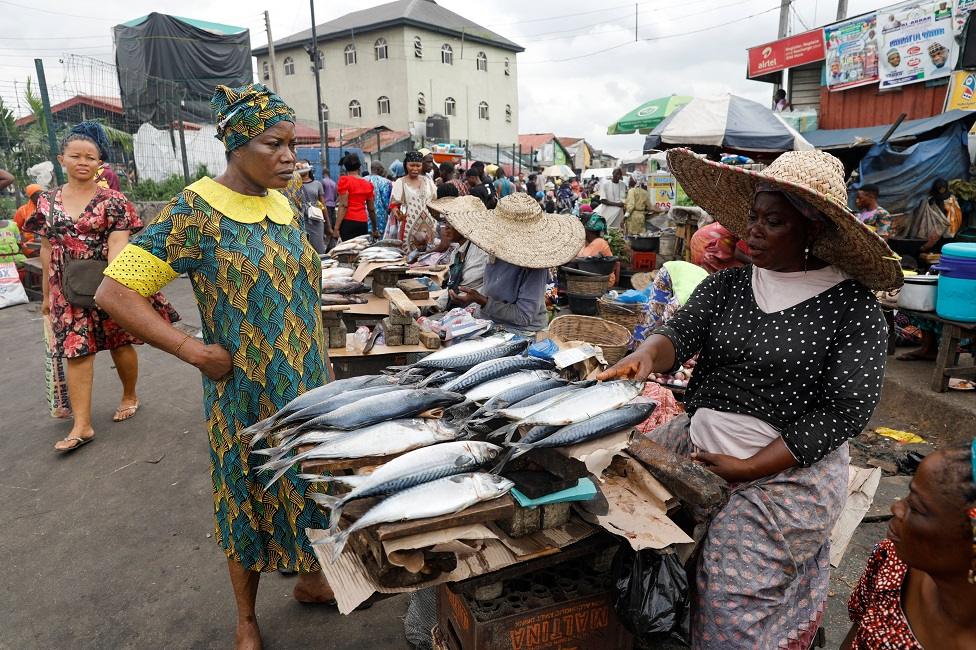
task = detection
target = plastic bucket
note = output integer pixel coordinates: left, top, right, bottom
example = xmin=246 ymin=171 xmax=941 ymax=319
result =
xmin=658 ymin=233 xmax=676 ymax=258
xmin=934 ymin=243 xmax=976 ymax=322
xmin=897 ymin=275 xmax=938 ymax=312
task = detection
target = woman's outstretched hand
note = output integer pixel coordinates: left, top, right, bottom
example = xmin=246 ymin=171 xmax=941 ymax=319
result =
xmin=597 ymin=348 xmax=656 ymax=381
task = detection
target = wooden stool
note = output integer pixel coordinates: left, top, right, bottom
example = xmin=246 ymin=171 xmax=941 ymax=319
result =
xmin=931 ymin=320 xmax=976 ymax=392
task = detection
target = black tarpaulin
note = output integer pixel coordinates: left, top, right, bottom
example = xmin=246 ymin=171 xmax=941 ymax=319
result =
xmin=114 ymin=13 xmax=251 ymax=123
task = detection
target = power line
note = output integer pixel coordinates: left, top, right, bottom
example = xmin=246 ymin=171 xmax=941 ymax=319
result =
xmin=0 ymin=0 xmax=113 ymax=21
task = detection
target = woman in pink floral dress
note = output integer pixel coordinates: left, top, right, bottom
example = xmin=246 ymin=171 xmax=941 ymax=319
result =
xmin=26 ymin=123 xmax=178 ymax=452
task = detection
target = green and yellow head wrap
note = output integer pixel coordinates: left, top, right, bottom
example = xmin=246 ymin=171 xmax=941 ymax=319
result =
xmin=210 ymin=83 xmax=295 ymax=151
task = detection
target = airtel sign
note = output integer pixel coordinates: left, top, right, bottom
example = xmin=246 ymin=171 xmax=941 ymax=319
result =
xmin=748 ymin=29 xmax=826 ymax=78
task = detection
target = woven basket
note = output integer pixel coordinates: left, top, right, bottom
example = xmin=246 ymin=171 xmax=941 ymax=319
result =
xmin=597 ymin=297 xmax=643 ymax=333
xmin=565 ymin=273 xmax=610 ymax=298
xmin=548 ymin=315 xmax=631 ymax=365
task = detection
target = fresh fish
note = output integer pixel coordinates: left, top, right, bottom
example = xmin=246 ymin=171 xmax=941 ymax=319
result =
xmin=411 ymin=335 xmax=523 ymax=371
xmin=463 ymin=370 xmax=557 ymax=403
xmin=470 ymin=376 xmax=568 ymax=420
xmin=244 ymin=375 xmax=391 ymax=442
xmin=321 ymin=280 xmax=370 ymax=294
xmin=371 ymin=239 xmax=405 ymax=248
xmin=504 ymin=403 xmax=656 ymax=464
xmin=272 ymin=384 xmax=407 ymax=437
xmin=306 ymin=440 xmax=502 ymax=531
xmin=315 ymin=473 xmax=514 ymax=561
xmin=258 ymin=418 xmax=464 ymax=487
xmin=494 ymin=381 xmax=597 ymax=422
xmin=322 ymin=268 xmax=354 ymax=279
xmin=442 ymin=356 xmax=553 ymax=394
xmin=322 ymin=293 xmax=368 ymax=306
xmin=416 ymin=369 xmax=458 ymax=388
xmin=506 ymin=381 xmax=645 ymax=428
xmin=294 ymin=388 xmax=466 ymax=431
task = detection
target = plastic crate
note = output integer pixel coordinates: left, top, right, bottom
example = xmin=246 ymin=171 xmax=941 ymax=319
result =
xmin=629 ymin=251 xmax=656 ymax=272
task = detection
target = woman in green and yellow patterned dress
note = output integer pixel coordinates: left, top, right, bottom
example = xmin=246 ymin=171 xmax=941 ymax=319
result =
xmin=96 ymin=84 xmax=333 ymax=649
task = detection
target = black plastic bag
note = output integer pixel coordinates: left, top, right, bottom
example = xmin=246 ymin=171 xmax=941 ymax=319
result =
xmin=612 ymin=544 xmax=690 ymax=645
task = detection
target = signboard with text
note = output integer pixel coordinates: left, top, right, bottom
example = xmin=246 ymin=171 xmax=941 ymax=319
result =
xmin=747 ymin=29 xmax=826 ymax=78
xmin=878 ymin=1 xmax=954 ymax=89
xmin=824 ymin=13 xmax=881 ymax=90
xmin=945 ymin=70 xmax=976 ymax=110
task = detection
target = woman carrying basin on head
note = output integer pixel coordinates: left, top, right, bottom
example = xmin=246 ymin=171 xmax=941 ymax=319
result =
xmin=95 ymin=84 xmax=334 ymax=649
xmin=600 ymin=148 xmax=902 ymax=649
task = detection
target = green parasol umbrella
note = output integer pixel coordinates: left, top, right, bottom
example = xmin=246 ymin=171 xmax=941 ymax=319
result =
xmin=607 ymin=95 xmax=693 ymax=135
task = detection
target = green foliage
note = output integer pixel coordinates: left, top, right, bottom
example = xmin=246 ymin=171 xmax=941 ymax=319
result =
xmin=0 ymin=196 xmax=15 ymax=219
xmin=125 ymin=165 xmax=210 ymax=202
xmin=605 ymin=227 xmax=631 ymax=264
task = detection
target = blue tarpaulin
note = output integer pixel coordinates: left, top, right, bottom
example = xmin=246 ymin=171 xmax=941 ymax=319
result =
xmin=805 ymin=110 xmax=975 ymax=150
xmin=854 ymin=121 xmax=971 ymax=214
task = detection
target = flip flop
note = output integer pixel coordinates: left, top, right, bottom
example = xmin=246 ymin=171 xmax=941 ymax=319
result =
xmin=56 ymin=436 xmax=93 ymax=453
xmin=113 ymin=402 xmax=140 ymax=422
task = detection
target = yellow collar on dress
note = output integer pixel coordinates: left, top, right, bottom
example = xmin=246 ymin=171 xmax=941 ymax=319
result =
xmin=188 ymin=176 xmax=294 ymax=225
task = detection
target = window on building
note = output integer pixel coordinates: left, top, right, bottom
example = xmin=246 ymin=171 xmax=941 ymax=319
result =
xmin=504 ymin=58 xmax=511 ymax=76
xmin=375 ymin=38 xmax=388 ymax=60
xmin=444 ymin=97 xmax=456 ymax=116
xmin=478 ymin=101 xmax=489 ymax=120
xmin=316 ymin=50 xmax=325 ymax=70
xmin=414 ymin=36 xmax=423 ymax=58
xmin=283 ymin=57 xmax=295 ymax=76
xmin=344 ymin=44 xmax=357 ymax=66
xmin=349 ymin=100 xmax=361 ymax=119
xmin=476 ymin=52 xmax=487 ymax=72
xmin=441 ymin=44 xmax=453 ymax=65
xmin=377 ymin=96 xmax=390 ymax=115
xmin=320 ymin=103 xmax=329 ymax=122
xmin=262 ymin=61 xmax=269 ymax=80
xmin=505 ymin=104 xmax=512 ymax=123
xmin=417 ymin=92 xmax=426 ymax=115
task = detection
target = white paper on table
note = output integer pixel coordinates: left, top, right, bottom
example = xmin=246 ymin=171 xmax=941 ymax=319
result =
xmin=830 ymin=466 xmax=883 ymax=567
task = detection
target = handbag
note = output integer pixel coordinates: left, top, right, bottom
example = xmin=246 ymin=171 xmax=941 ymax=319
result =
xmin=62 ymin=257 xmax=107 ymax=309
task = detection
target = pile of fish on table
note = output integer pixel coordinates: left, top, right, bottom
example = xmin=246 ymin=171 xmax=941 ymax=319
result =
xmin=247 ymin=332 xmax=654 ymax=562
xmin=329 ymin=235 xmax=406 ymax=264
xmin=319 ymin=236 xmax=407 ymax=306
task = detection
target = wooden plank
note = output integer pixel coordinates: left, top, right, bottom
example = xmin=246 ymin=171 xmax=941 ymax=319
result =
xmin=300 ymin=452 xmax=400 ymax=475
xmin=320 ymin=304 xmax=353 ymax=313
xmin=341 ymin=291 xmax=444 ymax=316
xmin=373 ymin=494 xmax=516 ymax=542
xmin=384 ymin=287 xmax=420 ymax=318
xmin=327 ymin=334 xmax=430 ymax=358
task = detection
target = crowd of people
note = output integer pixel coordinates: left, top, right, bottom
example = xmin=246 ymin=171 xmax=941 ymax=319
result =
xmin=3 ymin=80 xmax=974 ymax=650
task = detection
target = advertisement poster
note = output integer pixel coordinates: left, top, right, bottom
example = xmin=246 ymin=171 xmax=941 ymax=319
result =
xmin=878 ymin=2 xmax=954 ymax=90
xmin=954 ymin=0 xmax=976 ymax=32
xmin=824 ymin=13 xmax=880 ymax=91
xmin=945 ymin=70 xmax=976 ymax=110
xmin=747 ymin=29 xmax=826 ymax=79
xmin=649 ymin=173 xmax=676 ymax=212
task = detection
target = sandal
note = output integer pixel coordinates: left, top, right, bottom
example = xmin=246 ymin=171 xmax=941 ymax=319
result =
xmin=113 ymin=402 xmax=140 ymax=422
xmin=56 ymin=436 xmax=93 ymax=453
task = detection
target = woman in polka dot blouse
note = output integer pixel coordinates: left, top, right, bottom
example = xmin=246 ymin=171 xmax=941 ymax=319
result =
xmin=601 ymin=148 xmax=903 ymax=649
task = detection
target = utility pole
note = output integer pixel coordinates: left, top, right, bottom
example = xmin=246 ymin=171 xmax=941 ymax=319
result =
xmin=774 ymin=1 xmax=792 ymax=104
xmin=836 ymin=0 xmax=849 ymax=20
xmin=308 ymin=1 xmax=328 ymax=175
xmin=264 ymin=11 xmax=279 ymax=92
xmin=34 ymin=59 xmax=63 ymax=185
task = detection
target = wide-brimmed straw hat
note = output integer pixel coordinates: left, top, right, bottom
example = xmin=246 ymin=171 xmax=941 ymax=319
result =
xmin=441 ymin=192 xmax=585 ymax=269
xmin=427 ymin=195 xmax=484 ymax=219
xmin=666 ymin=148 xmax=902 ymax=290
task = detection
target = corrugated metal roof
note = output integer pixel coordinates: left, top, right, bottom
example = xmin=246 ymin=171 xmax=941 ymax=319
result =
xmin=804 ymin=110 xmax=976 ymax=149
xmin=518 ymin=133 xmax=557 ymax=150
xmin=253 ymin=0 xmax=522 ymax=56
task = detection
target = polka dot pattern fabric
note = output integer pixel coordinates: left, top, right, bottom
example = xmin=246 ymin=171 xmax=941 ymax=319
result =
xmin=847 ymin=539 xmax=922 ymax=649
xmin=655 ymin=266 xmax=888 ymax=467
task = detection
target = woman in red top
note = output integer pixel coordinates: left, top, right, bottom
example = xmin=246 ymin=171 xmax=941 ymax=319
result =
xmin=335 ymin=153 xmax=377 ymax=241
xmin=842 ymin=441 xmax=976 ymax=649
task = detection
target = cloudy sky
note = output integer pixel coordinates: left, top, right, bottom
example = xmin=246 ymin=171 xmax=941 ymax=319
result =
xmin=0 ymin=0 xmax=883 ymax=157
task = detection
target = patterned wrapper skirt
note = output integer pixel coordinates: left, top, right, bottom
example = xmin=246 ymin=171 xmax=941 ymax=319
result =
xmin=645 ymin=415 xmax=849 ymax=650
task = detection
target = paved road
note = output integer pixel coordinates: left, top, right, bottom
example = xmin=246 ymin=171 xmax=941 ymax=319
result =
xmin=0 ymin=279 xmax=407 ymax=649
xmin=1 ymin=278 xmax=896 ymax=649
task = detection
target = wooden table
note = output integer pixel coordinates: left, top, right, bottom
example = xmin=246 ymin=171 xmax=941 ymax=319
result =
xmin=22 ymin=257 xmax=43 ymax=301
xmin=899 ymin=308 xmax=976 ymax=392
xmin=328 ymin=333 xmax=431 ymax=379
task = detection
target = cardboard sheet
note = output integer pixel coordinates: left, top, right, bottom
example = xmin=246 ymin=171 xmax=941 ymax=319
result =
xmin=309 ymin=518 xmax=595 ymax=614
xmin=575 ymin=455 xmax=692 ymax=551
xmin=383 ymin=524 xmax=496 ymax=573
xmin=342 ymin=290 xmax=445 ymax=316
xmin=830 ymin=465 xmax=883 ymax=568
xmin=352 ymin=261 xmax=402 ymax=283
xmin=560 ymin=429 xmax=633 ymax=479
xmin=327 ymin=335 xmax=430 ymax=358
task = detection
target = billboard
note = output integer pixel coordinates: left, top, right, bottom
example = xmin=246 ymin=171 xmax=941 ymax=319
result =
xmin=878 ymin=1 xmax=954 ymax=89
xmin=945 ymin=70 xmax=976 ymax=110
xmin=824 ymin=13 xmax=881 ymax=91
xmin=747 ymin=29 xmax=826 ymax=79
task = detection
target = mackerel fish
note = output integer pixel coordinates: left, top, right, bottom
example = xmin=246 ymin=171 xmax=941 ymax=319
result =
xmin=294 ymin=388 xmax=466 ymax=431
xmin=442 ymin=356 xmax=553 ymax=394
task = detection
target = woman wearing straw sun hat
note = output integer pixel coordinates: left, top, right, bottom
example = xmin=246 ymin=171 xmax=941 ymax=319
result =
xmin=445 ymin=192 xmax=585 ymax=333
xmin=600 ymin=148 xmax=901 ymax=648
